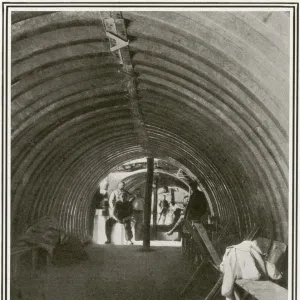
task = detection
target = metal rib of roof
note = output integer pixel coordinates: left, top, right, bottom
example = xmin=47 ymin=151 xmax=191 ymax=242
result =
xmin=11 ymin=11 xmax=289 ymax=243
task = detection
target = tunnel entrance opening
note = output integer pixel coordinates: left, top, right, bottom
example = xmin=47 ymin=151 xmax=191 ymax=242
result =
xmin=90 ymin=157 xmax=208 ymax=246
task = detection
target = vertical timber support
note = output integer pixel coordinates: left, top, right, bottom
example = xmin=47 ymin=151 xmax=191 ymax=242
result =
xmin=143 ymin=157 xmax=154 ymax=249
xmin=152 ymin=176 xmax=158 ymax=240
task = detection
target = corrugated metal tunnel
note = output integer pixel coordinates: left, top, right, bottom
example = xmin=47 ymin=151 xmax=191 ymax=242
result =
xmin=11 ymin=11 xmax=289 ymax=244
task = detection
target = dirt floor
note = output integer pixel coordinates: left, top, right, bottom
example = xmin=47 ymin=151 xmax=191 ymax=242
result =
xmin=13 ymin=242 xmax=216 ymax=300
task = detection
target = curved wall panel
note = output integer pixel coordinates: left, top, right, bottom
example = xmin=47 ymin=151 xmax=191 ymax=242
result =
xmin=11 ymin=11 xmax=289 ymax=243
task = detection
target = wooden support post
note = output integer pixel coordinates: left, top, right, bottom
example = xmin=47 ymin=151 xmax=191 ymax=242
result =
xmin=152 ymin=176 xmax=158 ymax=240
xmin=143 ymin=157 xmax=154 ymax=249
xmin=193 ymin=222 xmax=222 ymax=266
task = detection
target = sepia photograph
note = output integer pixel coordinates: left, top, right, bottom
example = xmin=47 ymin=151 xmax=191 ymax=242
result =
xmin=1 ymin=2 xmax=298 ymax=300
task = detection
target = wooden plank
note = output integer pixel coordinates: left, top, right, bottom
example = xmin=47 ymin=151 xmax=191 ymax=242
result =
xmin=184 ymin=220 xmax=209 ymax=258
xmin=236 ymin=280 xmax=288 ymax=300
xmin=193 ymin=222 xmax=222 ymax=266
xmin=12 ymin=245 xmax=40 ymax=279
xmin=11 ymin=245 xmax=32 ymax=255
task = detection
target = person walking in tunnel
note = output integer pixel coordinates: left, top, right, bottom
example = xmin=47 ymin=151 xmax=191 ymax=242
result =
xmin=186 ymin=181 xmax=209 ymax=221
xmin=166 ymin=190 xmax=179 ymax=225
xmin=158 ymin=186 xmax=170 ymax=225
xmin=167 ymin=182 xmax=209 ymax=236
xmin=131 ymin=188 xmax=144 ymax=241
xmin=166 ymin=197 xmax=188 ymax=237
xmin=105 ymin=181 xmax=131 ymax=244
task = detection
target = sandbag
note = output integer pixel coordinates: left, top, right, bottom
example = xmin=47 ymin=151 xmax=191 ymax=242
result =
xmin=53 ymin=234 xmax=88 ymax=265
xmin=18 ymin=216 xmax=63 ymax=258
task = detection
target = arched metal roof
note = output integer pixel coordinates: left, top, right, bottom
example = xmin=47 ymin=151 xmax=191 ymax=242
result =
xmin=11 ymin=11 xmax=289 ymax=243
xmin=116 ymin=169 xmax=190 ymax=193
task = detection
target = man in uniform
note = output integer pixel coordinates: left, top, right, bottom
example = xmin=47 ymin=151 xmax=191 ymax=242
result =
xmin=112 ymin=192 xmax=134 ymax=245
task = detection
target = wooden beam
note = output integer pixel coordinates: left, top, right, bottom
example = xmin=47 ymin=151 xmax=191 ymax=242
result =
xmin=184 ymin=220 xmax=212 ymax=260
xmin=235 ymin=280 xmax=288 ymax=300
xmin=143 ymin=158 xmax=154 ymax=249
xmin=152 ymin=176 xmax=158 ymax=239
xmin=193 ymin=222 xmax=222 ymax=266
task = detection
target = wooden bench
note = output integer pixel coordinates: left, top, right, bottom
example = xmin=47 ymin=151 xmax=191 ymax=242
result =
xmin=180 ymin=220 xmax=239 ymax=298
xmin=182 ymin=219 xmax=237 ymax=268
xmin=12 ymin=243 xmax=51 ymax=279
xmin=236 ymin=279 xmax=288 ymax=300
xmin=235 ymin=237 xmax=287 ymax=300
xmin=12 ymin=244 xmax=39 ymax=279
xmin=182 ymin=219 xmax=223 ymax=266
xmin=180 ymin=222 xmax=288 ymax=300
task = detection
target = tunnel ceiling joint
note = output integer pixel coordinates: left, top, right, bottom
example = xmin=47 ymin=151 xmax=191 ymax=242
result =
xmin=105 ymin=31 xmax=129 ymax=52
xmin=102 ymin=12 xmax=152 ymax=157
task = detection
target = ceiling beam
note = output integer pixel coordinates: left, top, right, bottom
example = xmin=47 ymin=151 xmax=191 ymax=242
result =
xmin=102 ymin=12 xmax=152 ymax=157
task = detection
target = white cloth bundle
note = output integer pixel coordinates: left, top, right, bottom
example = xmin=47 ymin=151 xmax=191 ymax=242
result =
xmin=220 ymin=240 xmax=282 ymax=300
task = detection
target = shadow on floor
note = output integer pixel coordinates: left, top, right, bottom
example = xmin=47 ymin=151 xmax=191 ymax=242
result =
xmin=11 ymin=243 xmax=217 ymax=300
